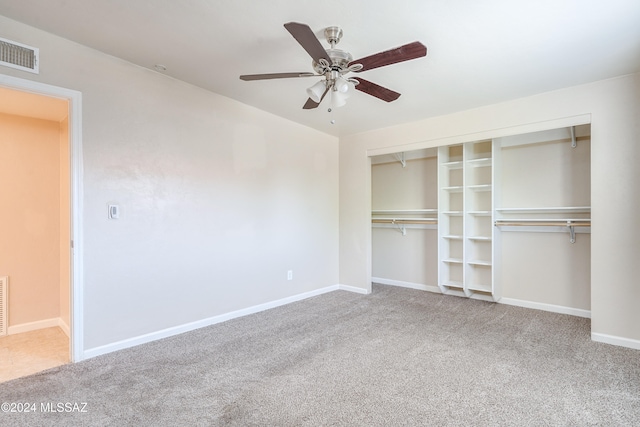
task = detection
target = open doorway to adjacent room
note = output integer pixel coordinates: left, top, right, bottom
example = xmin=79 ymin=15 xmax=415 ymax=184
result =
xmin=0 ymin=83 xmax=74 ymax=381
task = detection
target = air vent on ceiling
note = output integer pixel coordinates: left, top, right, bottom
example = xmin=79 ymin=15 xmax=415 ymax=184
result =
xmin=0 ymin=37 xmax=39 ymax=74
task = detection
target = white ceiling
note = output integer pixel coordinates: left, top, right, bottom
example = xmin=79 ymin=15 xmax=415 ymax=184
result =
xmin=1 ymin=0 xmax=639 ymax=137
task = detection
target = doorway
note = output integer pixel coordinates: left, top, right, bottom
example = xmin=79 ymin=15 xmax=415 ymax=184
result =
xmin=0 ymin=74 xmax=83 ymax=372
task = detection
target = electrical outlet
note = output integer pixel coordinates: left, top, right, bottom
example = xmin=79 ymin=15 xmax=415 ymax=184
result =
xmin=287 ymin=270 xmax=293 ymax=280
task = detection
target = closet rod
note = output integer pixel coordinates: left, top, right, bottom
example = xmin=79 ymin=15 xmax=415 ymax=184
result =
xmin=494 ymin=220 xmax=590 ymax=227
xmin=495 ymin=219 xmax=590 ymax=243
xmin=372 ymin=218 xmax=437 ymax=236
xmin=372 ymin=219 xmax=438 ymax=225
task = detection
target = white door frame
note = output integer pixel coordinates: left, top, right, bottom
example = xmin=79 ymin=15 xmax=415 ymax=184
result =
xmin=0 ymin=74 xmax=84 ymax=362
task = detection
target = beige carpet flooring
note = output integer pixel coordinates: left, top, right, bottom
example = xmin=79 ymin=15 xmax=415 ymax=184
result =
xmin=0 ymin=285 xmax=638 ymax=426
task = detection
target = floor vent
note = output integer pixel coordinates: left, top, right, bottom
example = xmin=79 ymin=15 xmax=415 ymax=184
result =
xmin=0 ymin=276 xmax=7 ymax=336
xmin=0 ymin=37 xmax=39 ymax=74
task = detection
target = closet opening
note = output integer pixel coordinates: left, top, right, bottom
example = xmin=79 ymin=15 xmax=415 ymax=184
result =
xmin=370 ymin=124 xmax=591 ymax=318
xmin=371 ymin=147 xmax=439 ymax=292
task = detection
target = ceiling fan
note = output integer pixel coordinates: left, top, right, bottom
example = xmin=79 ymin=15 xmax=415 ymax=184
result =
xmin=240 ymin=22 xmax=427 ymax=110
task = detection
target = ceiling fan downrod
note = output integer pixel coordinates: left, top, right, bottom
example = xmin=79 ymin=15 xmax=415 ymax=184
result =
xmin=324 ymin=26 xmax=343 ymax=48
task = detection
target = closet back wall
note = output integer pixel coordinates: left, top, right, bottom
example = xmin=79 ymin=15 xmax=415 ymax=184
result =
xmin=371 ymin=156 xmax=437 ymax=286
xmin=498 ymin=131 xmax=591 ymax=312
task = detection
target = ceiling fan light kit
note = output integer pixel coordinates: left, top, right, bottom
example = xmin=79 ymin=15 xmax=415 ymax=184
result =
xmin=239 ymin=22 xmax=427 ymax=113
xmin=306 ymin=80 xmax=327 ymax=103
xmin=334 ymin=76 xmax=351 ymax=93
xmin=330 ymin=89 xmax=347 ymax=109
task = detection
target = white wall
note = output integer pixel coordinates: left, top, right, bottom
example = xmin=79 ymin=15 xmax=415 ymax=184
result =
xmin=372 ymin=228 xmax=438 ymax=286
xmin=340 ymin=73 xmax=640 ymax=345
xmin=371 ymin=157 xmax=438 ymax=210
xmin=0 ymin=15 xmax=339 ymax=351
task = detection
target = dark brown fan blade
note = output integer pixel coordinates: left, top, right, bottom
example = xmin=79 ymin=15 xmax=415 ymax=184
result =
xmin=302 ymin=86 xmax=330 ymax=109
xmin=240 ymin=72 xmax=315 ymax=81
xmin=284 ymin=22 xmax=331 ymax=64
xmin=349 ymin=41 xmax=427 ymax=72
xmin=352 ymin=78 xmax=401 ymax=102
xmin=302 ymin=98 xmax=320 ymax=109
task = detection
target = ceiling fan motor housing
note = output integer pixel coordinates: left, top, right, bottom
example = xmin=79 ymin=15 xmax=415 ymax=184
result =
xmin=310 ymin=26 xmax=353 ymax=75
xmin=312 ymin=48 xmax=353 ymax=74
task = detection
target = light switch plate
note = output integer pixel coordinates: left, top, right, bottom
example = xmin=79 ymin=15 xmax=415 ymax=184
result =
xmin=108 ymin=204 xmax=119 ymax=219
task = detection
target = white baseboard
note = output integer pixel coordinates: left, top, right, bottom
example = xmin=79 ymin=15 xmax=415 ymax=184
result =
xmin=372 ymin=278 xmax=495 ymax=301
xmin=8 ymin=317 xmax=68 ymax=335
xmin=499 ymin=297 xmax=591 ymax=319
xmin=372 ymin=277 xmax=441 ymax=294
xmin=58 ymin=319 xmax=70 ymax=338
xmin=373 ymin=279 xmax=591 ymax=317
xmin=591 ymin=332 xmax=640 ymax=350
xmin=337 ymin=284 xmax=371 ymax=295
xmin=84 ymin=284 xmax=366 ymax=360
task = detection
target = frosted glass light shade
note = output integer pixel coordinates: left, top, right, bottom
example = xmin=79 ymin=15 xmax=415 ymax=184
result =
xmin=306 ymin=80 xmax=327 ymax=103
xmin=331 ymin=89 xmax=347 ymax=108
xmin=334 ymin=77 xmax=349 ymax=93
xmin=344 ymin=81 xmax=356 ymax=99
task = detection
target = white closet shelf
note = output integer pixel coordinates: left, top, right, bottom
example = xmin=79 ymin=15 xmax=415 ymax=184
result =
xmin=372 ymin=209 xmax=438 ymax=215
xmin=443 ymin=235 xmax=464 ymax=240
xmin=467 ymin=283 xmax=492 ymax=292
xmin=442 ymin=186 xmax=464 ymax=192
xmin=468 ymin=236 xmax=492 ymax=241
xmin=495 ymin=206 xmax=590 ymax=214
xmin=468 ymin=184 xmax=492 ymax=191
xmin=468 ymin=210 xmax=491 ymax=216
xmin=443 ymin=211 xmax=463 ymax=215
xmin=468 ymin=260 xmax=492 ymax=266
xmin=494 ymin=219 xmax=590 ymax=225
xmin=466 ymin=158 xmax=492 ymax=167
xmin=441 ymin=160 xmax=463 ymax=169
xmin=443 ymin=258 xmax=463 ymax=264
xmin=442 ymin=280 xmax=464 ymax=288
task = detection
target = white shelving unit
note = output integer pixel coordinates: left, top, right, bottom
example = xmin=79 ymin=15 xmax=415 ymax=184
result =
xmin=438 ymin=139 xmax=501 ymax=301
xmin=464 ymin=140 xmax=496 ymax=298
xmin=437 ymin=144 xmax=465 ymax=294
